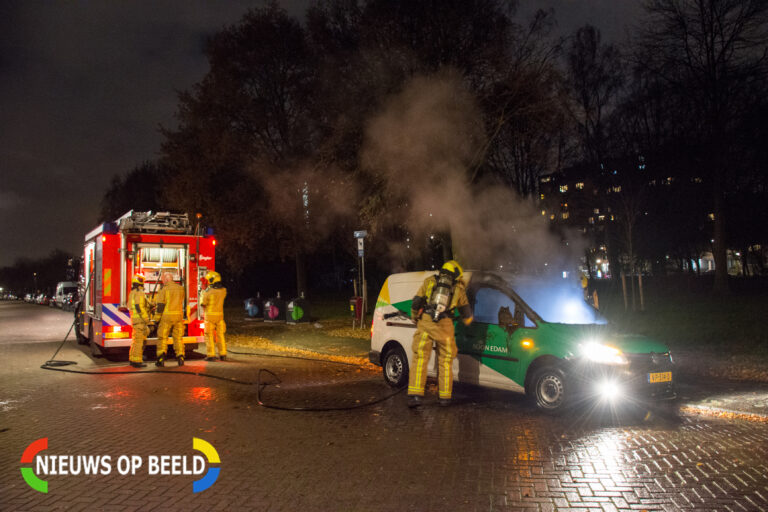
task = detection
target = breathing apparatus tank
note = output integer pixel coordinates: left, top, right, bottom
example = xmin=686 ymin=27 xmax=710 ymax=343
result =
xmin=427 ymin=270 xmax=455 ymax=321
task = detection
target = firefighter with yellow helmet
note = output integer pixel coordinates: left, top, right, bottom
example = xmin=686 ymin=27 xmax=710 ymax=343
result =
xmin=201 ymin=270 xmax=227 ymax=361
xmin=128 ymin=274 xmax=151 ymax=368
xmin=407 ymin=260 xmax=473 ymax=407
xmin=154 ymin=272 xmax=186 ymax=367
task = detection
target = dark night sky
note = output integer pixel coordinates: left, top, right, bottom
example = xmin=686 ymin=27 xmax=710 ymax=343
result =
xmin=0 ymin=0 xmax=639 ymax=268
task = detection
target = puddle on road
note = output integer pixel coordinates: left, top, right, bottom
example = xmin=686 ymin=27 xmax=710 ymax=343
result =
xmin=188 ymin=387 xmax=216 ymax=402
xmin=80 ymin=387 xmax=137 ymax=410
xmin=0 ymin=397 xmax=31 ymax=412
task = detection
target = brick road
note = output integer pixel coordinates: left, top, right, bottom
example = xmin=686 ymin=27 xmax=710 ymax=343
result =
xmin=1 ymin=304 xmax=768 ymax=511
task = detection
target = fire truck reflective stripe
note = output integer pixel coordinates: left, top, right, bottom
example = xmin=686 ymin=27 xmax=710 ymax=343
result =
xmin=102 ymin=304 xmax=130 ymax=326
xmin=100 ymin=308 xmax=122 ymax=326
xmin=103 ymin=269 xmax=112 ymax=296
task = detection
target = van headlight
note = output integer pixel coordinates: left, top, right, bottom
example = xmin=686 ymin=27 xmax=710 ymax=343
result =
xmin=580 ymin=342 xmax=629 ymax=365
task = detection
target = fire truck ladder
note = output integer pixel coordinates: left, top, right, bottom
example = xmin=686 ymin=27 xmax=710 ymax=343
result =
xmin=117 ymin=211 xmax=192 ymax=234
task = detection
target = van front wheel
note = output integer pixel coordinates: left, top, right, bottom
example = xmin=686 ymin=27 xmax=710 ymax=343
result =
xmin=530 ymin=366 xmax=569 ymax=414
xmin=382 ymin=346 xmax=408 ymax=388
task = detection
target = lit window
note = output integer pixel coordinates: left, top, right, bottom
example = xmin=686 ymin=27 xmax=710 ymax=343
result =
xmin=559 ymin=185 xmax=568 ymax=193
xmin=593 ymin=208 xmax=600 ymax=214
xmin=562 ymin=212 xmax=569 ymax=219
xmin=575 ymin=182 xmax=584 ymax=190
xmin=612 ymin=186 xmax=621 ymax=193
xmin=693 ymin=177 xmax=703 ymax=183
xmin=610 ymin=215 xmax=614 ymax=221
xmin=708 ymin=213 xmax=715 ymax=221
xmin=541 ymin=210 xmax=546 ymax=216
xmin=549 ymin=214 xmax=555 ymax=220
xmin=598 ymin=215 xmax=605 ymax=221
xmin=540 ymin=193 xmax=545 ymax=200
xmin=540 ymin=176 xmax=551 ymax=183
xmin=588 ymin=217 xmax=595 ymax=224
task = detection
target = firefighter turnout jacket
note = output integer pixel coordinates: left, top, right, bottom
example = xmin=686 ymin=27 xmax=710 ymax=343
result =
xmin=202 ymin=284 xmax=227 ymax=358
xmin=408 ymin=274 xmax=472 ymax=400
xmin=155 ymin=280 xmax=185 ymax=357
xmin=128 ymin=288 xmax=151 ymax=364
xmin=129 ymin=288 xmax=151 ymax=324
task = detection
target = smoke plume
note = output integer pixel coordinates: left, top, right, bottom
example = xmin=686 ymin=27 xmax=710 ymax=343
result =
xmin=361 ymin=69 xmax=585 ymax=275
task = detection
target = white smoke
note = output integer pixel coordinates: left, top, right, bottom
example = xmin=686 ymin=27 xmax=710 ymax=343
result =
xmin=361 ymin=69 xmax=585 ymax=275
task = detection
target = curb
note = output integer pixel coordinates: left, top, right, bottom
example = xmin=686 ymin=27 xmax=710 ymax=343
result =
xmin=680 ymin=404 xmax=768 ymax=423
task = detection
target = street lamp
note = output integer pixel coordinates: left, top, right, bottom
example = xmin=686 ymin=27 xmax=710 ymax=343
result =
xmin=33 ymin=272 xmax=37 ymax=292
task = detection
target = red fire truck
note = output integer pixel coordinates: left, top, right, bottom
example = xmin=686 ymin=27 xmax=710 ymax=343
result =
xmin=75 ymin=211 xmax=216 ymax=356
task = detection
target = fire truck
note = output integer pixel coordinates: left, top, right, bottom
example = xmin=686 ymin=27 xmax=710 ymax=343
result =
xmin=75 ymin=211 xmax=216 ymax=356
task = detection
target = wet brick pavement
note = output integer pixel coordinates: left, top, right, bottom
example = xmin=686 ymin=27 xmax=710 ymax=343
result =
xmin=2 ymin=340 xmax=768 ymax=511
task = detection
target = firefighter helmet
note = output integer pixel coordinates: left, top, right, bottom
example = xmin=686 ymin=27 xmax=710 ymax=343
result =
xmin=205 ymin=270 xmax=221 ymax=285
xmin=131 ymin=274 xmax=145 ymax=287
xmin=441 ymin=260 xmax=463 ymax=279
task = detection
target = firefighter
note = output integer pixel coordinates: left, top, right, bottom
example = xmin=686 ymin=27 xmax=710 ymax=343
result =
xmin=155 ymin=272 xmax=186 ymax=367
xmin=407 ymin=260 xmax=473 ymax=407
xmin=201 ymin=270 xmax=227 ymax=361
xmin=128 ymin=274 xmax=151 ymax=368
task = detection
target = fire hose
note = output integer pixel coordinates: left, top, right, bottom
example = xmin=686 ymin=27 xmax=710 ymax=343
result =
xmin=40 ymin=320 xmax=405 ymax=412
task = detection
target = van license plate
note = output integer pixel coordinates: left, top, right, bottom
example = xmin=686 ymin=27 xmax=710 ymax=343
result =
xmin=648 ymin=371 xmax=672 ymax=383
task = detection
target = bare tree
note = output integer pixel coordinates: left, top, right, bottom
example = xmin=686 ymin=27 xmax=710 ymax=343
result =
xmin=634 ymin=0 xmax=768 ymax=293
xmin=564 ymin=25 xmax=624 ymax=166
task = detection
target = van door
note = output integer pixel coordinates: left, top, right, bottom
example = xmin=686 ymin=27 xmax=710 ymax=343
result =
xmin=455 ymin=286 xmax=525 ymax=390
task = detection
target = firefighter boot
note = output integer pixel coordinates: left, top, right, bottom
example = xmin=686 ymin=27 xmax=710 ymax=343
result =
xmin=155 ymin=353 xmax=165 ymax=367
xmin=177 ymin=356 xmax=184 ymax=367
xmin=219 ymin=355 xmax=226 ymax=361
xmin=407 ymin=395 xmax=422 ymax=408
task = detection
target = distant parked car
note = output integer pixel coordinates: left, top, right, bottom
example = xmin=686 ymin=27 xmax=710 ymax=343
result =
xmin=53 ymin=281 xmax=78 ymax=308
xmin=61 ymin=291 xmax=78 ymax=311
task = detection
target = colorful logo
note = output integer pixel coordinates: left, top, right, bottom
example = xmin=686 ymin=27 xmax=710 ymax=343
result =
xmin=19 ymin=437 xmax=220 ymax=494
xmin=20 ymin=437 xmax=48 ymax=493
xmin=192 ymin=437 xmax=220 ymax=493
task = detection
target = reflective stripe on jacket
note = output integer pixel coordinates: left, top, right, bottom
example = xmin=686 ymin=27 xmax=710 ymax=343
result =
xmin=157 ymin=281 xmax=185 ymax=318
xmin=128 ymin=289 xmax=150 ymax=324
xmin=202 ymin=286 xmax=227 ymax=319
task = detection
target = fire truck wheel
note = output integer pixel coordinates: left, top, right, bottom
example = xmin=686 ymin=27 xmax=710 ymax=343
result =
xmin=89 ymin=325 xmax=103 ymax=358
xmin=74 ymin=304 xmax=88 ymax=345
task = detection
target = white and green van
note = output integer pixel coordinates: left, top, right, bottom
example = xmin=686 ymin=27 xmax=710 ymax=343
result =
xmin=369 ymin=271 xmax=676 ymax=413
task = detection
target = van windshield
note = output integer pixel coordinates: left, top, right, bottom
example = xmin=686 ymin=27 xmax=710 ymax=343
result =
xmin=508 ymin=277 xmax=607 ymax=325
xmin=63 ymin=287 xmax=77 ymax=294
